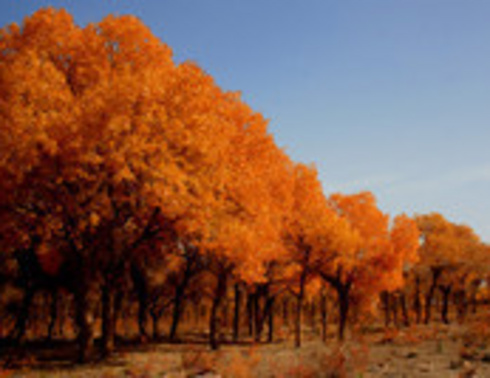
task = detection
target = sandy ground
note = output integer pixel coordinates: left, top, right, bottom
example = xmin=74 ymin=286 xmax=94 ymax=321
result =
xmin=2 ymin=322 xmax=490 ymax=377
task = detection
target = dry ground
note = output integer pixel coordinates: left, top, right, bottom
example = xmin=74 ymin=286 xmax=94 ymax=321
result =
xmin=2 ymin=315 xmax=490 ymax=377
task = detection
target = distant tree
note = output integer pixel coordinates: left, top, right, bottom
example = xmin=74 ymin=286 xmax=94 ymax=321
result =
xmin=318 ymin=192 xmax=419 ymax=340
xmin=415 ymin=213 xmax=480 ymax=324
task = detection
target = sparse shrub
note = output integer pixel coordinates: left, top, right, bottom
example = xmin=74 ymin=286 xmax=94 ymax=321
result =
xmin=182 ymin=347 xmax=219 ymax=375
xmin=218 ymin=347 xmax=261 ymax=378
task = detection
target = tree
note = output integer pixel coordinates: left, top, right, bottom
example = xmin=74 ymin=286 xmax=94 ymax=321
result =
xmin=318 ymin=192 xmax=419 ymax=340
xmin=0 ymin=7 xmax=295 ymax=358
xmin=383 ymin=214 xmax=420 ymax=327
xmin=414 ymin=213 xmax=481 ymax=324
xmin=282 ymin=164 xmax=353 ymax=346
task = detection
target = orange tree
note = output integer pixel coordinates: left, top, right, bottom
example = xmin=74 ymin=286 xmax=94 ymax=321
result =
xmin=225 ymin=130 xmax=295 ymax=344
xmin=317 ymin=192 xmax=419 ymax=340
xmin=283 ymin=163 xmax=333 ymax=347
xmin=193 ymin=99 xmax=295 ymax=350
xmin=0 ymin=7 xmax=440 ymax=360
xmin=382 ymin=214 xmax=420 ymax=327
xmin=0 ymin=9 xmax=196 ymax=360
xmin=414 ymin=213 xmax=483 ymax=324
xmin=464 ymin=243 xmax=490 ymax=316
xmin=0 ymin=8 xmax=294 ymax=358
xmin=416 ymin=215 xmax=484 ymax=324
xmin=440 ymin=225 xmax=484 ymax=323
xmin=415 ymin=213 xmax=453 ymax=324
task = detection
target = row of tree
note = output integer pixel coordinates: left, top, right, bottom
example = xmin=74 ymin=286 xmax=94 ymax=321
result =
xmin=0 ymin=8 xmax=488 ymax=363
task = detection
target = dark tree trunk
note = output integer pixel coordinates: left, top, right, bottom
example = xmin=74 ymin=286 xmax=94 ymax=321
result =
xmin=75 ymin=284 xmax=95 ymax=363
xmin=414 ymin=276 xmax=422 ymax=324
xmin=223 ymin=294 xmax=230 ymax=330
xmin=452 ymin=290 xmax=458 ymax=313
xmin=294 ymin=294 xmax=302 ymax=348
xmin=391 ymin=294 xmax=399 ymax=328
xmin=13 ymin=287 xmax=34 ymax=342
xmin=267 ymin=297 xmax=275 ymax=343
xmin=320 ymin=290 xmax=328 ymax=343
xmin=295 ymin=270 xmax=307 ymax=348
xmin=440 ymin=285 xmax=452 ymax=324
xmin=382 ymin=291 xmax=390 ymax=327
xmin=424 ymin=268 xmax=442 ymax=324
xmin=101 ymin=282 xmax=116 ymax=355
xmin=209 ymin=273 xmax=227 ymax=350
xmin=253 ymin=291 xmax=260 ymax=341
xmin=282 ymin=297 xmax=289 ymax=328
xmin=246 ymin=293 xmax=255 ymax=337
xmin=233 ymin=283 xmax=241 ymax=342
xmin=254 ymin=285 xmax=271 ymax=342
xmin=47 ymin=290 xmax=58 ymax=340
xmin=114 ymin=289 xmax=123 ymax=332
xmin=150 ymin=310 xmax=159 ymax=340
xmin=457 ymin=290 xmax=467 ymax=323
xmin=170 ymin=253 xmax=198 ymax=342
xmin=131 ymin=265 xmax=148 ymax=340
xmin=470 ymin=289 xmax=478 ymax=314
xmin=12 ymin=243 xmax=42 ymax=343
xmin=169 ymin=282 xmax=187 ymax=341
xmin=319 ymin=272 xmax=350 ymax=341
xmin=138 ymin=290 xmax=148 ymax=340
xmin=255 ymin=287 xmax=275 ymax=343
xmin=400 ymin=292 xmax=410 ymax=327
xmin=337 ymin=284 xmax=350 ymax=341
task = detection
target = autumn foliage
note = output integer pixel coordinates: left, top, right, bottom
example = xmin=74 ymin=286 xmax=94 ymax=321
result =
xmin=0 ymin=7 xmax=488 ymax=367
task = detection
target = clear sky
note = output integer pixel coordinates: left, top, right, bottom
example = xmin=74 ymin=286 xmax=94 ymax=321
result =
xmin=2 ymin=1 xmax=490 ymax=241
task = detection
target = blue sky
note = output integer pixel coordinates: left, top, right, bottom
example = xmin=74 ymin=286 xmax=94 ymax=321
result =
xmin=2 ymin=1 xmax=490 ymax=240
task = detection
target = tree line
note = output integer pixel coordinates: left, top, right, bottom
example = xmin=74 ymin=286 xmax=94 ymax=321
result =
xmin=0 ymin=8 xmax=488 ymax=363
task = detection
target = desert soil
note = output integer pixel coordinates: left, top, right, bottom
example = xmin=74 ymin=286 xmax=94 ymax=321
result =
xmin=2 ymin=322 xmax=490 ymax=377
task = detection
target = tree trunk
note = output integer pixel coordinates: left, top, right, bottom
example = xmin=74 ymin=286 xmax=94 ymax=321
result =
xmin=75 ymin=284 xmax=95 ymax=363
xmin=391 ymin=294 xmax=399 ymax=328
xmin=400 ymin=292 xmax=410 ymax=327
xmin=150 ymin=310 xmax=159 ymax=340
xmin=209 ymin=273 xmax=227 ymax=350
xmin=114 ymin=289 xmax=124 ymax=336
xmin=424 ymin=268 xmax=442 ymax=324
xmin=246 ymin=293 xmax=255 ymax=337
xmin=169 ymin=282 xmax=187 ymax=341
xmin=457 ymin=290 xmax=467 ymax=323
xmin=282 ymin=297 xmax=289 ymax=328
xmin=471 ymin=289 xmax=478 ymax=314
xmin=337 ymin=284 xmax=350 ymax=341
xmin=295 ymin=271 xmax=307 ymax=348
xmin=255 ymin=285 xmax=274 ymax=342
xmin=102 ymin=282 xmax=116 ymax=355
xmin=253 ymin=291 xmax=261 ymax=341
xmin=138 ymin=288 xmax=148 ymax=340
xmin=255 ymin=289 xmax=274 ymax=343
xmin=47 ymin=290 xmax=58 ymax=340
xmin=267 ymin=297 xmax=275 ymax=343
xmin=233 ymin=283 xmax=241 ymax=342
xmin=440 ymin=285 xmax=451 ymax=324
xmin=13 ymin=287 xmax=34 ymax=342
xmin=131 ymin=264 xmax=148 ymax=340
xmin=414 ymin=276 xmax=422 ymax=324
xmin=382 ymin=291 xmax=390 ymax=327
xmin=320 ymin=290 xmax=328 ymax=343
